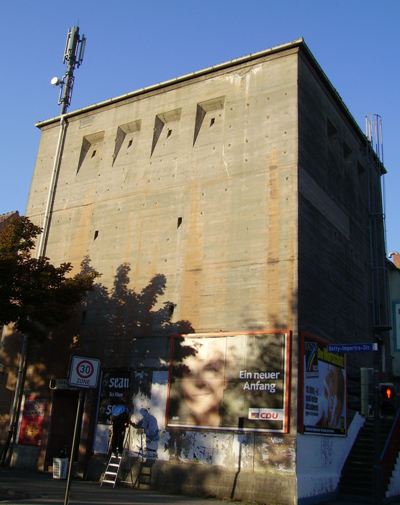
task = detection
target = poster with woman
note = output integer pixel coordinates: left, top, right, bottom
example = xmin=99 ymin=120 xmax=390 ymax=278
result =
xmin=166 ymin=331 xmax=290 ymax=432
xmin=302 ymin=336 xmax=346 ymax=436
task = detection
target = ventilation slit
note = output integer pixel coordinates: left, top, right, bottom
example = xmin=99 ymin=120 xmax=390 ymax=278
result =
xmin=167 ymin=303 xmax=175 ymax=317
xmin=177 ymin=217 xmax=182 ymax=228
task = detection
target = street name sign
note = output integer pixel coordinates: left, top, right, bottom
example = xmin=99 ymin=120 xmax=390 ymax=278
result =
xmin=68 ymin=356 xmax=101 ymax=389
xmin=327 ymin=343 xmax=378 ymax=353
xmin=49 ymin=378 xmax=78 ymax=390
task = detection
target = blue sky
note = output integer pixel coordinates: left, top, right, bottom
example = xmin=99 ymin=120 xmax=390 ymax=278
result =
xmin=1 ymin=0 xmax=399 ymax=252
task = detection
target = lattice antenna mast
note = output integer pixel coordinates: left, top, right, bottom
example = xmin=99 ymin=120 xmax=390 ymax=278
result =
xmin=51 ymin=26 xmax=86 ymax=114
xmin=365 ymin=113 xmax=384 ymax=163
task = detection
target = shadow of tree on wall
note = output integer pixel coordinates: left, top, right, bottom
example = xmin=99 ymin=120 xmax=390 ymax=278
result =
xmin=0 ymin=260 xmax=193 ymax=390
xmin=74 ymin=258 xmax=195 ymax=370
xmin=0 ymin=257 xmax=197 ymax=463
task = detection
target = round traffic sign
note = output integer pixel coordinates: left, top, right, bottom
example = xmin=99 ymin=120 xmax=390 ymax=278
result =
xmin=76 ymin=360 xmax=94 ymax=379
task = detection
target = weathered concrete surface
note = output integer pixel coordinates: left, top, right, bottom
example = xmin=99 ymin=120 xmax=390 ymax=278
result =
xmin=152 ymin=460 xmax=296 ymax=505
xmin=297 ymin=50 xmax=387 ymax=394
xmin=27 ymin=48 xmax=299 ymax=336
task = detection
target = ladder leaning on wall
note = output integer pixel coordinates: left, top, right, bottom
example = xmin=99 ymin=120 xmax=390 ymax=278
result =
xmin=100 ymin=425 xmax=131 ymax=488
xmin=100 ymin=453 xmax=123 ymax=488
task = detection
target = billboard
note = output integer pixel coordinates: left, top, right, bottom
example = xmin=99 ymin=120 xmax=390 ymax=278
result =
xmin=166 ymin=331 xmax=291 ymax=432
xmin=97 ymin=369 xmax=131 ymax=424
xmin=18 ymin=394 xmax=46 ymax=446
xmin=301 ymin=335 xmax=346 ymax=436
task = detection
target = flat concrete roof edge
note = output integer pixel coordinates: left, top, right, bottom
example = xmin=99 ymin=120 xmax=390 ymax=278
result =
xmin=34 ymin=37 xmax=386 ymax=174
xmin=35 ymin=38 xmax=305 ymax=128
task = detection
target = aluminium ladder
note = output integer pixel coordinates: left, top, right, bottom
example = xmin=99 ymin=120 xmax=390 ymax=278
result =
xmin=100 ymin=453 xmax=122 ymax=487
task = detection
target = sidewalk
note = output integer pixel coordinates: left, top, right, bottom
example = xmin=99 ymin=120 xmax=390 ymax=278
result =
xmin=1 ymin=467 xmax=398 ymax=505
xmin=0 ymin=467 xmax=235 ymax=505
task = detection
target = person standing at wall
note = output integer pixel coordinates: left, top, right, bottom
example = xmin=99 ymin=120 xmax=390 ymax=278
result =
xmin=131 ymin=408 xmax=159 ymax=458
xmin=110 ymin=399 xmax=129 ymax=455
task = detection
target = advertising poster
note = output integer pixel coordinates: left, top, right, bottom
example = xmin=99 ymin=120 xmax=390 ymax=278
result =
xmin=94 ymin=368 xmax=155 ymax=453
xmin=166 ymin=332 xmax=290 ymax=432
xmin=94 ymin=369 xmax=131 ymax=454
xmin=97 ymin=369 xmax=131 ymax=425
xmin=18 ymin=394 xmax=46 ymax=446
xmin=303 ymin=338 xmax=346 ymax=436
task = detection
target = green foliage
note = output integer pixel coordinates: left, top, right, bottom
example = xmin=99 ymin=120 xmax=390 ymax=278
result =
xmin=0 ymin=214 xmax=98 ymax=339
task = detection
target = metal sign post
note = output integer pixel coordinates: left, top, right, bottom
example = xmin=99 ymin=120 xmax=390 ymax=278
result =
xmin=63 ymin=356 xmax=100 ymax=505
xmin=63 ymin=389 xmax=84 ymax=505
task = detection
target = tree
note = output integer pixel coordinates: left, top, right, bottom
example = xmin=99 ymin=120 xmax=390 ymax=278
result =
xmin=0 ymin=214 xmax=98 ymax=337
xmin=0 ymin=214 xmax=98 ymax=465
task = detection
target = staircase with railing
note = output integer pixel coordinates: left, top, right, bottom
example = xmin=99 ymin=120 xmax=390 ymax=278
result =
xmin=339 ymin=416 xmax=395 ymax=500
xmin=381 ymin=409 xmax=400 ymax=495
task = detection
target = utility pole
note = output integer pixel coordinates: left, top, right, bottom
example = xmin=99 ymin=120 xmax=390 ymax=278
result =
xmin=1 ymin=26 xmax=86 ymax=467
xmin=38 ymin=26 xmax=86 ymax=257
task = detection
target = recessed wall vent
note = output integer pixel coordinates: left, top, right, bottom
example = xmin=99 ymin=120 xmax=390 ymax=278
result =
xmin=167 ymin=302 xmax=175 ymax=318
xmin=193 ymin=96 xmax=225 ymax=145
xmin=343 ymin=142 xmax=352 ymax=159
xmin=151 ymin=109 xmax=181 ymax=156
xmin=357 ymin=161 xmax=366 ymax=175
xmin=112 ymin=120 xmax=141 ymax=165
xmin=77 ymin=131 xmax=105 ymax=173
xmin=327 ymin=119 xmax=338 ymax=138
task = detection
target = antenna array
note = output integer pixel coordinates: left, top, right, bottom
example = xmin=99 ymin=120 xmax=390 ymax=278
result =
xmin=51 ymin=26 xmax=86 ymax=114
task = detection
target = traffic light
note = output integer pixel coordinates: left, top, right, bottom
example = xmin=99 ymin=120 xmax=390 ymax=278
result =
xmin=379 ymin=383 xmax=396 ymax=417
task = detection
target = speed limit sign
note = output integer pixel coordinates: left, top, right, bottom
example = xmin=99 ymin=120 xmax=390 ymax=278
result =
xmin=69 ymin=356 xmax=101 ymax=389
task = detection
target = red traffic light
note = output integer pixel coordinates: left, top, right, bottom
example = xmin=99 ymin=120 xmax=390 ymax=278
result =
xmin=380 ymin=383 xmax=395 ymax=400
xmin=379 ymin=383 xmax=396 ymax=416
xmin=384 ymin=387 xmax=394 ymax=400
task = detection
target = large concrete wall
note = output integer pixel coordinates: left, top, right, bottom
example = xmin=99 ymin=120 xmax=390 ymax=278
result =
xmin=26 ymin=47 xmax=300 ymax=503
xmin=28 ymin=49 xmax=299 ymax=335
xmin=297 ymin=52 xmax=387 ymax=394
xmin=297 ymin=50 xmax=388 ymax=501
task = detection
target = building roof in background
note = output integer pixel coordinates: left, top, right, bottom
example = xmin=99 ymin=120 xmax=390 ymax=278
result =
xmin=388 ymin=252 xmax=400 ymax=271
xmin=0 ymin=211 xmax=18 ymax=226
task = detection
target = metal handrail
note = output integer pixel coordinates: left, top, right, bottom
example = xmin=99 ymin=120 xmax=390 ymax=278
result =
xmin=380 ymin=408 xmax=400 ymax=490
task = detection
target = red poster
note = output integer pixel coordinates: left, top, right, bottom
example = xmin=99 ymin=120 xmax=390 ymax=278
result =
xmin=18 ymin=394 xmax=46 ymax=446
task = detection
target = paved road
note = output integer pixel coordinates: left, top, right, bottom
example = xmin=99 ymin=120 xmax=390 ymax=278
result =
xmin=0 ymin=468 xmax=236 ymax=505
